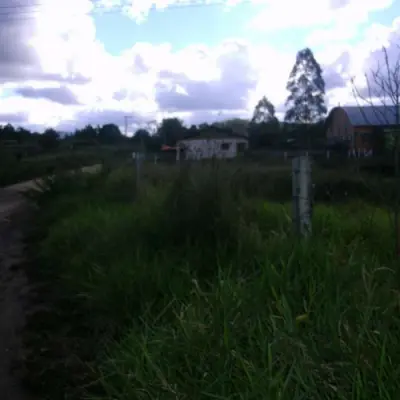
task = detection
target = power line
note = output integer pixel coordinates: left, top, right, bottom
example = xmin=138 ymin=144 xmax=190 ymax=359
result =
xmin=0 ymin=0 xmax=235 ymax=10
xmin=0 ymin=0 xmax=258 ymax=22
xmin=0 ymin=2 xmax=42 ymax=10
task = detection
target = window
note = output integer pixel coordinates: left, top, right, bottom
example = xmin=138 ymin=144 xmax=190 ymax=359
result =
xmin=221 ymin=142 xmax=230 ymax=150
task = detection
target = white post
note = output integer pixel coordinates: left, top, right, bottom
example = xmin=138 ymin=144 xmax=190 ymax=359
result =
xmin=284 ymin=151 xmax=288 ymax=161
xmin=176 ymin=145 xmax=180 ymax=162
xmin=292 ymin=156 xmax=312 ymax=237
xmin=326 ymin=150 xmax=330 ymax=159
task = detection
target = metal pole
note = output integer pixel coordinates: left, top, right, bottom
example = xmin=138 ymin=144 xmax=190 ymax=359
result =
xmin=124 ymin=116 xmax=129 ymax=136
xmin=124 ymin=116 xmax=133 ymax=136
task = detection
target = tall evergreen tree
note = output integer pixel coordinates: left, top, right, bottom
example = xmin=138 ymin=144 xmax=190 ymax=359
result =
xmin=248 ymin=97 xmax=281 ymax=149
xmin=251 ymin=96 xmax=278 ymax=124
xmin=284 ymin=48 xmax=327 ymax=123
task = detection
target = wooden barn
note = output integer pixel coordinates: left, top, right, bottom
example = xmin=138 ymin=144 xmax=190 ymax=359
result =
xmin=325 ymin=105 xmax=399 ymax=154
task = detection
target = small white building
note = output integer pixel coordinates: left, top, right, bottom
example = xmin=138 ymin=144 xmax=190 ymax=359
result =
xmin=176 ymin=131 xmax=249 ymax=161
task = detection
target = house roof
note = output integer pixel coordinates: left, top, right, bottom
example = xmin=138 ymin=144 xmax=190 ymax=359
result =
xmin=340 ymin=105 xmax=400 ymax=126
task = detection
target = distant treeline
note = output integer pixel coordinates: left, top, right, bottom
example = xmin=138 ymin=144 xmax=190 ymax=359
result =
xmin=0 ymin=118 xmax=330 ymax=157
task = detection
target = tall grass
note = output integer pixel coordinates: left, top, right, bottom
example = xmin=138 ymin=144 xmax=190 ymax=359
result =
xmin=23 ymin=162 xmax=400 ymax=400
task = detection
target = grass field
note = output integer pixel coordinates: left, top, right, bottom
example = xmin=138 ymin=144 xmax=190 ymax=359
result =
xmin=23 ymin=161 xmax=400 ymax=400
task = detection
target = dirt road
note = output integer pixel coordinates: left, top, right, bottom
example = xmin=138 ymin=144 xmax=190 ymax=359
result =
xmin=0 ymin=164 xmax=102 ymax=399
xmin=0 ymin=185 xmax=32 ymax=400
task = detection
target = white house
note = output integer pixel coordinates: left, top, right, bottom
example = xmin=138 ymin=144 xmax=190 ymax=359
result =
xmin=176 ymin=131 xmax=249 ymax=161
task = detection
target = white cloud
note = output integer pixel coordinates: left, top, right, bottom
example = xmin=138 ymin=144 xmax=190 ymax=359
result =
xmin=31 ymin=0 xmax=105 ymax=80
xmin=0 ymin=0 xmax=399 ymax=131
xmin=306 ymin=0 xmax=394 ymax=47
xmin=97 ymin=0 xmax=266 ymax=23
xmin=250 ymin=0 xmax=393 ymax=35
xmin=250 ymin=0 xmax=333 ymax=32
xmin=0 ymin=95 xmax=75 ymax=127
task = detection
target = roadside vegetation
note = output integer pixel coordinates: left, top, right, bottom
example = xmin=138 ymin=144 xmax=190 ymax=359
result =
xmin=21 ymin=160 xmax=400 ymax=400
xmin=0 ymin=149 xmax=109 ymax=187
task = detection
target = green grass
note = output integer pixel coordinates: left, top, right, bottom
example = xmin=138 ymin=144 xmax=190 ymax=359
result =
xmin=0 ymin=147 xmax=124 ymax=187
xmin=22 ymin=162 xmax=400 ymax=400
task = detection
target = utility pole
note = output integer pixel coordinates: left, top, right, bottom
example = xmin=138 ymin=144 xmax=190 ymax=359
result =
xmin=124 ymin=116 xmax=134 ymax=136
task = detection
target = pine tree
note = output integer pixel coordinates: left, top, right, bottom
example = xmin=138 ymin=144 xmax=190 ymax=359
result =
xmin=248 ymin=96 xmax=280 ymax=148
xmin=251 ymin=96 xmax=278 ymax=124
xmin=284 ymin=48 xmax=327 ymax=123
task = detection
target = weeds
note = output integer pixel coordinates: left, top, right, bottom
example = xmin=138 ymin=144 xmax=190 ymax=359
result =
xmin=23 ymin=162 xmax=400 ymax=399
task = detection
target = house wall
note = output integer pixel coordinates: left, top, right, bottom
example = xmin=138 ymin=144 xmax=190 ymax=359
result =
xmin=179 ymin=138 xmax=248 ymax=160
xmin=326 ymin=108 xmax=378 ymax=151
xmin=326 ymin=107 xmax=354 ymax=143
xmin=354 ymin=127 xmax=374 ymax=151
xmin=326 ymin=106 xmax=400 ymax=154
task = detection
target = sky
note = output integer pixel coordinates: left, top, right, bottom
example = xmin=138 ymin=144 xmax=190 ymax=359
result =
xmin=0 ymin=0 xmax=399 ymax=134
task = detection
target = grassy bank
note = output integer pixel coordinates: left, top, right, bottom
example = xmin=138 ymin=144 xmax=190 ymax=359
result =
xmin=23 ymin=163 xmax=400 ymax=399
xmin=0 ymin=147 xmax=126 ymax=187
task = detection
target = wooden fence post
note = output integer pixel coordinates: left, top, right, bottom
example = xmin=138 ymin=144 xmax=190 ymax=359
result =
xmin=292 ymin=156 xmax=312 ymax=237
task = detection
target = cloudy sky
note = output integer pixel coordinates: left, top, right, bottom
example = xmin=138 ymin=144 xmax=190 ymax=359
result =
xmin=0 ymin=0 xmax=399 ymax=133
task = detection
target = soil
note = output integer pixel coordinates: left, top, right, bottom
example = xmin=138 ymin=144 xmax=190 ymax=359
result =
xmin=0 ymin=184 xmax=35 ymax=400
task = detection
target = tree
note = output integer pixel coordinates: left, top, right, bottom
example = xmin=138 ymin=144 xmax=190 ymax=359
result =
xmin=39 ymin=128 xmax=60 ymax=151
xmin=285 ymin=48 xmax=327 ymax=123
xmin=14 ymin=127 xmax=31 ymax=143
xmin=0 ymin=124 xmax=16 ymax=141
xmin=98 ymin=123 xmax=122 ymax=144
xmin=214 ymin=118 xmax=250 ymax=136
xmin=187 ymin=124 xmax=198 ymax=138
xmin=132 ymin=128 xmax=150 ymax=152
xmin=247 ymin=97 xmax=280 ymax=149
xmin=134 ymin=129 xmax=150 ymax=140
xmin=251 ymin=97 xmax=279 ymax=124
xmin=157 ymin=118 xmax=187 ymax=146
xmin=198 ymin=123 xmax=210 ymax=131
xmin=75 ymin=124 xmax=98 ymax=140
xmin=351 ymin=44 xmax=400 ymax=256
